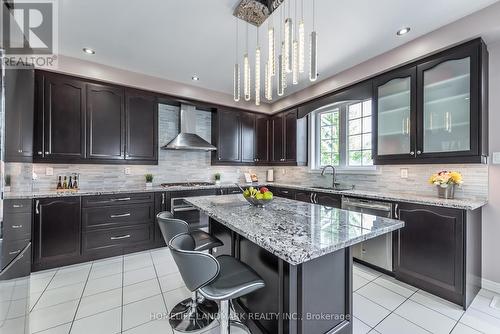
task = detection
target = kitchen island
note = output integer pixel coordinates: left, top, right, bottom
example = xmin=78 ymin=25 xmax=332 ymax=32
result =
xmin=186 ymin=195 xmax=404 ymax=334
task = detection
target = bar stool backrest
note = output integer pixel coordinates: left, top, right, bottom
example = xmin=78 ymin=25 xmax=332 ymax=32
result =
xmin=157 ymin=211 xmax=189 ymax=244
xmin=169 ymin=233 xmax=220 ymax=292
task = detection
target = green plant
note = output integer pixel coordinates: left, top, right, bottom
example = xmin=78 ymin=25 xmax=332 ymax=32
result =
xmin=5 ymin=175 xmax=11 ymax=186
xmin=214 ymin=173 xmax=221 ymax=181
xmin=145 ymin=174 xmax=154 ymax=183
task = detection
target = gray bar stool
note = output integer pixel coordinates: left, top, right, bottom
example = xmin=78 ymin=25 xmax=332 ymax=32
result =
xmin=169 ymin=233 xmax=265 ymax=334
xmin=157 ymin=212 xmax=223 ymax=332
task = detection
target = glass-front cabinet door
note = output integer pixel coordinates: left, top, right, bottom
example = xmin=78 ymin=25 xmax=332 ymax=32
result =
xmin=373 ymin=67 xmax=417 ymax=163
xmin=417 ymin=45 xmax=479 ymax=158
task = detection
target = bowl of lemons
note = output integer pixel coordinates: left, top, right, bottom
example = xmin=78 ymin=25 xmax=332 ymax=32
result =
xmin=243 ymin=186 xmax=274 ymax=207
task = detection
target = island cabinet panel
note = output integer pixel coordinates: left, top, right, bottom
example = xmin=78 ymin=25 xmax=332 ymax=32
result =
xmin=32 ymin=197 xmax=82 ymax=271
xmin=394 ymin=202 xmax=465 ymax=305
xmin=34 ymin=71 xmax=86 ymax=162
xmin=208 ymin=218 xmax=354 ymax=334
xmin=86 ymin=83 xmax=125 ymax=160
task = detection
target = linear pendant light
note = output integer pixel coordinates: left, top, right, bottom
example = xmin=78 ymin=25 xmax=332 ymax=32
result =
xmin=310 ymin=0 xmax=318 ymax=82
xmin=292 ymin=0 xmax=299 ymax=84
xmin=233 ymin=18 xmax=240 ymax=102
xmin=244 ymin=23 xmax=251 ymax=101
xmin=298 ymin=0 xmax=305 ymax=73
xmin=255 ymin=27 xmax=261 ymax=106
xmin=284 ymin=0 xmax=293 ymax=73
xmin=268 ymin=16 xmax=275 ymax=77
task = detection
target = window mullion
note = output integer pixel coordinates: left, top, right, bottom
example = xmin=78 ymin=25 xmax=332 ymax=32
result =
xmin=339 ymin=105 xmax=347 ymax=168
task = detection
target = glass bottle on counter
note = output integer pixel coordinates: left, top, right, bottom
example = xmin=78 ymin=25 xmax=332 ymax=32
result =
xmin=63 ymin=176 xmax=68 ymax=189
xmin=73 ymin=175 xmax=78 ymax=189
xmin=68 ymin=176 xmax=73 ymax=190
xmin=56 ymin=176 xmax=62 ymax=190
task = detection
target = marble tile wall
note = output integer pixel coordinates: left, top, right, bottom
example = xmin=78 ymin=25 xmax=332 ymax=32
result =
xmin=4 ymin=104 xmax=488 ymax=200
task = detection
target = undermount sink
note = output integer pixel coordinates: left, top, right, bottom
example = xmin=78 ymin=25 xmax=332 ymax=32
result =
xmin=311 ymin=185 xmax=355 ymax=191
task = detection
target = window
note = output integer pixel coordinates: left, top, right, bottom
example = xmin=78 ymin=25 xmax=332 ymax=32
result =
xmin=313 ymin=99 xmax=373 ymax=169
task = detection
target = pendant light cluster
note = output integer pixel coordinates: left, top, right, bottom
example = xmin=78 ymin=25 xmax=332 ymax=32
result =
xmin=233 ymin=0 xmax=318 ymax=105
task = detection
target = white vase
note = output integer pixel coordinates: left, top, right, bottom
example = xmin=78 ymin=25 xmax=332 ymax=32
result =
xmin=145 ymin=182 xmax=153 ymax=188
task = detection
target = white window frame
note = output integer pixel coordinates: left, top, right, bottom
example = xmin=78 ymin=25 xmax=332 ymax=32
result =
xmin=309 ymin=100 xmax=379 ymax=174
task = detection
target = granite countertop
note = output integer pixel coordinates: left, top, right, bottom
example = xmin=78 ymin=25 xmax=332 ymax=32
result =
xmin=186 ymin=195 xmax=404 ymax=265
xmin=268 ymin=183 xmax=488 ymax=210
xmin=4 ymin=182 xmax=487 ymax=210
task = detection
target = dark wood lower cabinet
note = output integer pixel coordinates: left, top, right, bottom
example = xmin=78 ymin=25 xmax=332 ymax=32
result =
xmin=394 ymin=202 xmax=481 ymax=308
xmin=33 ymin=197 xmax=82 ymax=270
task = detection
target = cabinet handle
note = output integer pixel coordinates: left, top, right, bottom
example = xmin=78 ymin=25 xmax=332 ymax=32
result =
xmin=12 ymin=204 xmax=24 ymax=208
xmin=309 ymin=193 xmax=313 ymax=203
xmin=110 ymin=213 xmax=131 ymax=218
xmin=416 ymin=150 xmax=422 ymax=155
xmin=314 ymin=193 xmax=318 ymax=204
xmin=161 ymin=193 xmax=165 ymax=205
xmin=35 ymin=200 xmax=40 ymax=214
xmin=12 ymin=225 xmax=23 ymax=229
xmin=410 ymin=151 xmax=415 ymax=156
xmin=9 ymin=250 xmax=21 ymax=255
xmin=395 ymin=204 xmax=399 ymax=219
xmin=110 ymin=234 xmax=131 ymax=240
xmin=115 ymin=197 xmax=131 ymax=201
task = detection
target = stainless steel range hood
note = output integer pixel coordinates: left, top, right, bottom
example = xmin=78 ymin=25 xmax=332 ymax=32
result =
xmin=162 ymin=104 xmax=217 ymax=151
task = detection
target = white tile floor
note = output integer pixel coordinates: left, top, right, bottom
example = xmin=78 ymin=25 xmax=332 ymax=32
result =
xmin=26 ymin=248 xmax=500 ymax=334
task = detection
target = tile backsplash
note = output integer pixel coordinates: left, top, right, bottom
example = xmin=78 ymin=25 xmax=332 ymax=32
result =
xmin=4 ymin=104 xmax=489 ymax=200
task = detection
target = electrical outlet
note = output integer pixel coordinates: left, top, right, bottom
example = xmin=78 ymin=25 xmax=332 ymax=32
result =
xmin=124 ymin=167 xmax=131 ymax=175
xmin=400 ymin=168 xmax=409 ymax=179
xmin=493 ymin=152 xmax=500 ymax=165
xmin=45 ymin=167 xmax=53 ymax=176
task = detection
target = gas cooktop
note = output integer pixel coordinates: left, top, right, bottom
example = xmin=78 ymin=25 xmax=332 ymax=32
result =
xmin=160 ymin=182 xmax=216 ymax=188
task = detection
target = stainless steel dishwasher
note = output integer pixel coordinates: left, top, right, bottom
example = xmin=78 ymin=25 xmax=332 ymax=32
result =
xmin=341 ymin=197 xmax=393 ymax=272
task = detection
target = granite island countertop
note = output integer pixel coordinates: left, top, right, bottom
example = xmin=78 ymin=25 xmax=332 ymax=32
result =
xmin=186 ymin=194 xmax=404 ymax=265
xmin=4 ymin=181 xmax=487 ymax=210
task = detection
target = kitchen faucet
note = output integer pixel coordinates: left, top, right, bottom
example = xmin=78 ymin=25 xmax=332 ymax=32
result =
xmin=321 ymin=165 xmax=337 ymax=189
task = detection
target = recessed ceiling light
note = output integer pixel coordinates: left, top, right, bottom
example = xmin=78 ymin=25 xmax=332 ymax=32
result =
xmin=396 ymin=27 xmax=411 ymax=36
xmin=192 ymin=75 xmax=200 ymax=81
xmin=83 ymin=47 xmax=95 ymax=55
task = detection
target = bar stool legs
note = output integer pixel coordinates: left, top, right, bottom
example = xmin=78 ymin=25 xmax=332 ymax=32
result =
xmin=169 ymin=291 xmax=218 ymax=332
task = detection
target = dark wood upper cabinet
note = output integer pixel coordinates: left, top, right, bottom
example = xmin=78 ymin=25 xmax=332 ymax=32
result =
xmin=33 ymin=71 xmax=157 ymax=165
xmin=34 ymin=71 xmax=86 ymax=162
xmin=271 ymin=115 xmax=284 ymax=163
xmin=86 ymin=83 xmax=125 ymax=160
xmin=5 ymin=68 xmax=34 ymax=162
xmin=213 ymin=109 xmax=241 ymax=163
xmin=270 ymin=109 xmax=307 ymax=165
xmin=373 ymin=38 xmax=488 ymax=164
xmin=125 ymin=90 xmax=158 ymax=161
xmin=284 ymin=110 xmax=298 ymax=162
xmin=255 ymin=115 xmax=269 ymax=163
xmin=33 ymin=197 xmax=82 ymax=268
xmin=240 ymin=112 xmax=256 ymax=163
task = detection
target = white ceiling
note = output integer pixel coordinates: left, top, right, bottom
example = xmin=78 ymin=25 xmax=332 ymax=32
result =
xmin=58 ymin=0 xmax=499 ymax=102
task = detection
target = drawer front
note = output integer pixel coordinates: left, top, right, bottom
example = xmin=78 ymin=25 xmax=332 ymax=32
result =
xmin=1 ymin=239 xmax=30 ymax=270
xmin=4 ymin=199 xmax=32 ymax=214
xmin=82 ymin=192 xmax=154 ymax=207
xmin=83 ymin=225 xmax=154 ymax=253
xmin=83 ymin=203 xmax=154 ymax=229
xmin=3 ymin=212 xmax=32 ymax=242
